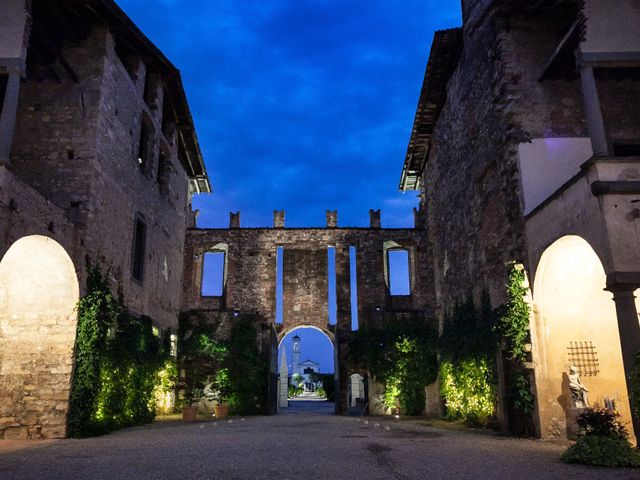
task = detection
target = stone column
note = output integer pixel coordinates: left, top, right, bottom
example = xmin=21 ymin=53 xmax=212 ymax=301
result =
xmin=579 ymin=65 xmax=608 ymax=157
xmin=334 ymin=245 xmax=352 ymax=331
xmin=278 ymin=349 xmax=289 ymax=409
xmin=273 ymin=210 xmax=285 ymax=228
xmin=229 ymin=211 xmax=240 ymax=229
xmin=608 ymin=285 xmax=640 ymax=440
xmin=326 ymin=210 xmax=337 ymax=228
xmin=369 ymin=210 xmax=381 ymax=229
xmin=0 ymin=68 xmax=21 ymax=163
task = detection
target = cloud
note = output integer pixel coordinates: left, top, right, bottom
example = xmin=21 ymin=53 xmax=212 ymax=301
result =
xmin=117 ymin=0 xmax=462 ymax=229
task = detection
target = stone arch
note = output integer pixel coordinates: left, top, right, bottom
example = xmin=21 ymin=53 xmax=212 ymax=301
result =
xmin=0 ymin=235 xmax=79 ymax=439
xmin=277 ymin=324 xmax=334 ymax=346
xmin=530 ymin=235 xmax=633 ymax=440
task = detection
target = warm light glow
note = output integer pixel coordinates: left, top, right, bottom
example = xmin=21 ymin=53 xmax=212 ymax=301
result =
xmin=532 ymin=235 xmax=633 ymax=438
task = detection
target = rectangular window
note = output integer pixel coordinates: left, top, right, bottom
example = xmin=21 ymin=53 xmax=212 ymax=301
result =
xmin=201 ymin=251 xmax=226 ymax=297
xmin=349 ymin=246 xmax=359 ymax=331
xmin=275 ymin=246 xmax=284 ymax=324
xmin=138 ymin=120 xmax=151 ymax=173
xmin=388 ymin=249 xmax=411 ymax=296
xmin=157 ymin=150 xmax=170 ymax=194
xmin=132 ymin=216 xmax=147 ymax=282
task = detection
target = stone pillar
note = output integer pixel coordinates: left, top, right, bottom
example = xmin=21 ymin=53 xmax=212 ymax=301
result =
xmin=229 ymin=211 xmax=240 ymax=228
xmin=608 ymin=284 xmax=640 ymax=440
xmin=326 ymin=210 xmax=338 ymax=228
xmin=334 ymin=245 xmax=352 ymax=331
xmin=369 ymin=209 xmax=381 ymax=229
xmin=0 ymin=68 xmax=21 ymax=163
xmin=278 ymin=349 xmax=289 ymax=409
xmin=273 ymin=210 xmax=285 ymax=228
xmin=580 ymin=65 xmax=609 ymax=157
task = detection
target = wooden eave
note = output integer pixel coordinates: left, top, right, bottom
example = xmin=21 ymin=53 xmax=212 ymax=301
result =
xmin=399 ymin=28 xmax=463 ymax=192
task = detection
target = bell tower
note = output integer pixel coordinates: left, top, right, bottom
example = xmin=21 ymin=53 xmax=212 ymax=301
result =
xmin=292 ymin=335 xmax=301 ymax=376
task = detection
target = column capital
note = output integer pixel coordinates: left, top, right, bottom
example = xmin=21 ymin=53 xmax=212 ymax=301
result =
xmin=605 ymin=271 xmax=640 ymax=295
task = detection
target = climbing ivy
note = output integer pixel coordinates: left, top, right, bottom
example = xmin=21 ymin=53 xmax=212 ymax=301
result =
xmin=496 ymin=263 xmax=530 ymax=362
xmin=439 ymin=291 xmax=498 ymax=426
xmin=68 ymin=261 xmax=169 ymax=437
xmin=349 ymin=315 xmax=438 ymax=415
xmin=496 ymin=263 xmax=536 ymax=426
xmin=226 ymin=314 xmax=269 ymax=415
xmin=177 ymin=312 xmax=269 ymax=415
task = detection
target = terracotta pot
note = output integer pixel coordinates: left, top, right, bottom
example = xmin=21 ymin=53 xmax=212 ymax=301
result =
xmin=214 ymin=404 xmax=229 ymax=420
xmin=182 ymin=405 xmax=198 ymax=422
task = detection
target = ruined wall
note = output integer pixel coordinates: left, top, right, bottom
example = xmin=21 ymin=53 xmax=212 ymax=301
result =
xmin=182 ymin=227 xmax=431 ymax=333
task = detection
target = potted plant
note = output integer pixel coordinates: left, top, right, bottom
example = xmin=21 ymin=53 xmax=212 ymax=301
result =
xmin=213 ymin=368 xmax=231 ymax=420
xmin=181 ymin=387 xmax=202 ymax=422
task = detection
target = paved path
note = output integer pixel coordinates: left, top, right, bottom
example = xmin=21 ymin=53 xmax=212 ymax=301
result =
xmin=1 ymin=404 xmax=638 ymax=480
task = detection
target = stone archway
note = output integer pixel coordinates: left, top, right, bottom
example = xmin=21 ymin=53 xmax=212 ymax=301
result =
xmin=0 ymin=235 xmax=79 ymax=439
xmin=530 ymin=235 xmax=633 ymax=440
xmin=277 ymin=325 xmax=337 ymax=413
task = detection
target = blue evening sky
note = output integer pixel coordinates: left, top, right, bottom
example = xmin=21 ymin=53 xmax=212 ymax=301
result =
xmin=117 ymin=0 xmax=462 ymax=371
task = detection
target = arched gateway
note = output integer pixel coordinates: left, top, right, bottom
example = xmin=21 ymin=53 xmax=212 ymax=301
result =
xmin=0 ymin=235 xmax=79 ymax=439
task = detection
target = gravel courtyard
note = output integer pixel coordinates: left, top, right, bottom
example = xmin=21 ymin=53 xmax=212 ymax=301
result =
xmin=0 ymin=402 xmax=638 ymax=480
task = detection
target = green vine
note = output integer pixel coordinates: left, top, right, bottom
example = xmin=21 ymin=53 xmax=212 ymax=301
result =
xmin=349 ymin=314 xmax=438 ymax=415
xmin=439 ymin=291 xmax=498 ymax=426
xmin=496 ymin=263 xmax=536 ymax=425
xmin=496 ymin=263 xmax=530 ymax=362
xmin=68 ymin=260 xmax=169 ymax=437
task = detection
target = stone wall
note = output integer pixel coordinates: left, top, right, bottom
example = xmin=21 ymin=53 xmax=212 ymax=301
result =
xmin=9 ymin=25 xmax=192 ymax=330
xmin=422 ymin=10 xmax=526 ymax=317
xmin=182 ymin=226 xmax=432 ymax=331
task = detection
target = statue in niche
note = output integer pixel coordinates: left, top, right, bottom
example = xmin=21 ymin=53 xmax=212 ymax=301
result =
xmin=568 ymin=365 xmax=590 ymax=409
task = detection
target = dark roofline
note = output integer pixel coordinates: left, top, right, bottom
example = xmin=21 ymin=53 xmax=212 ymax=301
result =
xmin=399 ymin=28 xmax=463 ymax=192
xmin=83 ymin=0 xmax=211 ymax=193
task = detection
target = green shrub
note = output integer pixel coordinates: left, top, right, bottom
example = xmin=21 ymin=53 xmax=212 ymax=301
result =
xmin=316 ymin=386 xmax=326 ymax=398
xmin=561 ymin=435 xmax=640 ymax=468
xmin=577 ymin=405 xmax=629 ymax=439
xmin=562 ymin=407 xmax=639 ymax=468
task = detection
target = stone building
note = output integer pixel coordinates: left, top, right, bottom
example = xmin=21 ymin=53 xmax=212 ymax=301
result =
xmin=401 ymin=0 xmax=640 ymax=439
xmin=0 ymin=0 xmax=209 ymax=439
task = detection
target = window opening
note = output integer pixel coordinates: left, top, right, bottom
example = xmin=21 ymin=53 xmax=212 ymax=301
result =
xmin=349 ymin=246 xmax=359 ymax=330
xmin=201 ymin=251 xmax=225 ymax=297
xmin=131 ymin=216 xmax=147 ymax=282
xmin=388 ymin=249 xmax=411 ymax=296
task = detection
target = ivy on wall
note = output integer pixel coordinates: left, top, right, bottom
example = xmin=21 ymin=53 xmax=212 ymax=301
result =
xmin=68 ymin=261 xmax=170 ymax=437
xmin=439 ymin=291 xmax=498 ymax=426
xmin=178 ymin=312 xmax=269 ymax=415
xmin=497 ymin=263 xmax=535 ymax=428
xmin=349 ymin=315 xmax=438 ymax=415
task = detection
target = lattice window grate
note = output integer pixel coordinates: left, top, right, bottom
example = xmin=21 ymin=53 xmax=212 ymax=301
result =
xmin=567 ymin=341 xmax=599 ymax=376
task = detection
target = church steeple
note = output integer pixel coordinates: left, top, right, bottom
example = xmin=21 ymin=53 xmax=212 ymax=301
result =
xmin=292 ymin=335 xmax=301 ymax=376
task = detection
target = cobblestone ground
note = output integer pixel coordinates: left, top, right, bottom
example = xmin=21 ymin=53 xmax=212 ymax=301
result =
xmin=0 ymin=402 xmax=638 ymax=480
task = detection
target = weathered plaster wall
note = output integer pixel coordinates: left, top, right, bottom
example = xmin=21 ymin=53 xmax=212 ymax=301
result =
xmin=582 ymin=0 xmax=640 ymax=54
xmin=0 ymin=0 xmax=29 ymax=62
